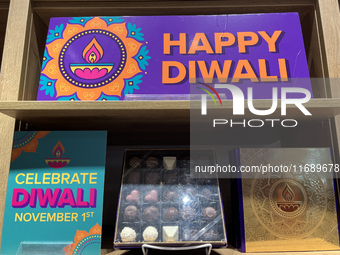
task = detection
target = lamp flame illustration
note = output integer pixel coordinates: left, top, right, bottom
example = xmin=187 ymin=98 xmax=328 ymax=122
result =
xmin=83 ymin=37 xmax=103 ymax=64
xmin=70 ymin=36 xmax=114 ymax=80
xmin=46 ymin=140 xmax=70 ymax=168
xmin=282 ymin=184 xmax=295 ymax=201
xmin=53 ymin=141 xmax=65 ymax=158
xmin=275 ymin=181 xmax=303 ymax=214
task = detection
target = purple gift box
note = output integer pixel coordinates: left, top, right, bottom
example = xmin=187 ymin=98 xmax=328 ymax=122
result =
xmin=37 ymin=13 xmax=311 ymax=101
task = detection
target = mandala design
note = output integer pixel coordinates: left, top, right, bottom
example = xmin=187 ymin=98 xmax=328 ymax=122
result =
xmin=63 ymin=223 xmax=102 ymax=255
xmin=248 ymin=162 xmax=327 ymax=239
xmin=239 ymin=148 xmax=338 ymax=246
xmin=11 ymin=131 xmax=50 ymax=161
xmin=40 ymin=17 xmax=150 ymax=101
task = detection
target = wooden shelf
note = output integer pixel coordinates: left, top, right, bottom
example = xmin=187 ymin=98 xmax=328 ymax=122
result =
xmin=0 ymin=1 xmax=9 ymax=69
xmin=0 ymin=99 xmax=340 ymax=123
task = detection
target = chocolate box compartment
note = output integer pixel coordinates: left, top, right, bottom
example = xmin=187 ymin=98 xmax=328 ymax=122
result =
xmin=198 ymin=186 xmax=219 ymax=205
xmin=181 ymin=226 xmax=201 ymax=242
xmin=145 ymin=172 xmax=162 ymax=185
xmin=122 ymin=186 xmax=142 ymax=204
xmin=142 ymin=204 xmax=161 ymax=224
xmin=144 ymin=156 xmax=161 ymax=169
xmin=117 ymin=223 xmax=142 ymax=243
xmin=201 ymin=205 xmax=220 ymax=221
xmin=141 ymin=222 xmax=161 ymax=243
xmin=179 ymin=171 xmax=196 ymax=185
xmin=162 ymin=204 xmax=181 ymax=222
xmin=162 ymin=186 xmax=180 ymax=203
xmin=178 ymin=156 xmax=192 ymax=170
xmin=124 ymin=171 xmax=142 ymax=184
xmin=120 ymin=204 xmax=141 ymax=223
xmin=161 ymin=222 xmax=181 ymax=242
xmin=143 ymin=186 xmax=161 ymax=204
xmin=180 ymin=186 xmax=200 ymax=207
xmin=163 ymin=171 xmax=179 ymax=185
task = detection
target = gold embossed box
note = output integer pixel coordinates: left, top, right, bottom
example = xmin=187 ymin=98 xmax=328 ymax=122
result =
xmin=230 ymin=148 xmax=340 ymax=252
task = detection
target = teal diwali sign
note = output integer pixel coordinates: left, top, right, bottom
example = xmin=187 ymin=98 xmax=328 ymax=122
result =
xmin=1 ymin=131 xmax=107 ymax=255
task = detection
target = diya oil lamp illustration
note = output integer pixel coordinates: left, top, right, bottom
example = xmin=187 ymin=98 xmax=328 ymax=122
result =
xmin=70 ymin=37 xmax=114 ymax=80
xmin=45 ymin=141 xmax=70 ymax=168
xmin=276 ymin=183 xmax=302 ymax=213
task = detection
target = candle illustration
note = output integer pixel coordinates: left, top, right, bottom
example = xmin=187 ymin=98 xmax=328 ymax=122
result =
xmin=70 ymin=37 xmax=114 ymax=80
xmin=276 ymin=183 xmax=302 ymax=213
xmin=45 ymin=141 xmax=71 ymax=168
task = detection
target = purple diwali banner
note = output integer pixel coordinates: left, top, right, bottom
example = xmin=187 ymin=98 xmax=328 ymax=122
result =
xmin=37 ymin=13 xmax=311 ymax=101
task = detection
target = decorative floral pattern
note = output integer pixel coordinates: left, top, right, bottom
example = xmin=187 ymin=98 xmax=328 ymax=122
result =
xmin=42 ymin=48 xmax=52 ymax=71
xmin=69 ymin=17 xmax=93 ymax=26
xmin=124 ymin=74 xmax=143 ymax=95
xmin=47 ymin=24 xmax=64 ymax=43
xmin=135 ymin=46 xmax=151 ymax=70
xmin=39 ymin=75 xmax=56 ymax=97
xmin=96 ymin=93 xmax=120 ymax=101
xmin=102 ymin=16 xmax=124 ymax=26
xmin=63 ymin=224 xmax=102 ymax=255
xmin=40 ymin=17 xmax=150 ymax=101
xmin=12 ymin=131 xmax=50 ymax=161
xmin=127 ymin=22 xmax=144 ymax=41
xmin=57 ymin=94 xmax=80 ymax=101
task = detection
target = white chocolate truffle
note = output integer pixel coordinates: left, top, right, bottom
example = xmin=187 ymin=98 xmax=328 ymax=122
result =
xmin=162 ymin=226 xmax=179 ymax=242
xmin=143 ymin=226 xmax=158 ymax=241
xmin=120 ymin=227 xmax=136 ymax=242
xmin=163 ymin=156 xmax=176 ymax=170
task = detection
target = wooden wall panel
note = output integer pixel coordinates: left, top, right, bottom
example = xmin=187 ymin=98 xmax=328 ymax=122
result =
xmin=0 ymin=0 xmax=32 ymax=249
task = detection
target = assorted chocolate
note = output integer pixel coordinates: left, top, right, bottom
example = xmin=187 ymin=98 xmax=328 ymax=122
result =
xmin=115 ymin=150 xmax=226 ymax=246
xmin=144 ymin=206 xmax=159 ymax=222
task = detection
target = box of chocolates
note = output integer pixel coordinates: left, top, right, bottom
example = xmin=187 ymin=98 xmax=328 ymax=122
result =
xmin=230 ymin=148 xmax=340 ymax=252
xmin=114 ymin=149 xmax=227 ymax=247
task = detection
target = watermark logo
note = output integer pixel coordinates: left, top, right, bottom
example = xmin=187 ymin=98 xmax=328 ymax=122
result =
xmin=196 ymin=82 xmax=223 ymax=109
xmin=197 ymin=83 xmax=312 ymax=128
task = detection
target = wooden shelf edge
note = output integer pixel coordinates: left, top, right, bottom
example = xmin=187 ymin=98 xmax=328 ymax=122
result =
xmin=1 ymin=98 xmax=340 ymax=110
xmin=0 ymin=99 xmax=340 ymax=121
xmin=0 ymin=100 xmax=191 ymax=110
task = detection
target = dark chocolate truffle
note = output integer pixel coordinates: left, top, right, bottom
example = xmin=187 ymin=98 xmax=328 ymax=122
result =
xmin=203 ymin=207 xmax=217 ymax=220
xmin=164 ymin=191 xmax=178 ymax=202
xmin=163 ymin=173 xmax=177 ymax=184
xmin=183 ymin=229 xmax=199 ymax=241
xmin=127 ymin=172 xmax=140 ymax=184
xmin=200 ymin=188 xmax=213 ymax=200
xmin=124 ymin=205 xmax=139 ymax=221
xmin=143 ymin=206 xmax=159 ymax=222
xmin=146 ymin=157 xmax=159 ymax=168
xmin=181 ymin=206 xmax=196 ymax=220
xmin=202 ymin=229 xmax=218 ymax=240
xmin=163 ymin=207 xmax=179 ymax=221
xmin=145 ymin=172 xmax=160 ymax=184
xmin=129 ymin=157 xmax=141 ymax=169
